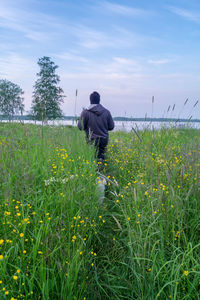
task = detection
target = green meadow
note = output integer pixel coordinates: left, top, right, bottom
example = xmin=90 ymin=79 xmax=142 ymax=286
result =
xmin=0 ymin=123 xmax=200 ymax=300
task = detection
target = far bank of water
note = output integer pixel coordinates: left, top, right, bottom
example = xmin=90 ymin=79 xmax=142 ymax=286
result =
xmin=1 ymin=119 xmax=200 ymax=131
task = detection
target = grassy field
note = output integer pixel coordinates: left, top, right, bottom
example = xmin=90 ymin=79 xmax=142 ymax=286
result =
xmin=0 ymin=123 xmax=199 ymax=300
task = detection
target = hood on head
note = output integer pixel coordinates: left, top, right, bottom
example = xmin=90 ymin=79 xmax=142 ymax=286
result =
xmin=87 ymin=104 xmax=105 ymax=116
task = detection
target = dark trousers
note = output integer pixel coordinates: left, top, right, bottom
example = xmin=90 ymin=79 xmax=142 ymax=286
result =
xmin=90 ymin=137 xmax=108 ymax=160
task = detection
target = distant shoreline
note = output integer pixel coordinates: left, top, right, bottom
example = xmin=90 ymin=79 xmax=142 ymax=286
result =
xmin=0 ymin=115 xmax=200 ymax=123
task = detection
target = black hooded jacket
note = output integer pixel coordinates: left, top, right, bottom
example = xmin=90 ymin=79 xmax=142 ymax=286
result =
xmin=78 ymin=104 xmax=114 ymax=139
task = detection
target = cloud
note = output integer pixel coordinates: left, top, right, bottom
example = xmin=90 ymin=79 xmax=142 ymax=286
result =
xmin=98 ymin=1 xmax=150 ymax=17
xmin=168 ymin=6 xmax=200 ymax=23
xmin=0 ymin=1 xmax=59 ymax=41
xmin=104 ymin=56 xmax=142 ymax=74
xmin=59 ymin=55 xmax=143 ymax=79
xmin=148 ymin=58 xmax=174 ymax=65
xmin=70 ymin=24 xmax=156 ymax=50
xmin=55 ymin=52 xmax=89 ymax=63
xmin=0 ymin=0 xmax=156 ymax=52
xmin=59 ymin=56 xmax=146 ymax=93
xmin=0 ymin=52 xmax=37 ymax=109
xmin=69 ymin=25 xmax=114 ymax=49
xmin=0 ymin=1 xmax=136 ymax=49
xmin=0 ymin=52 xmax=36 ymax=81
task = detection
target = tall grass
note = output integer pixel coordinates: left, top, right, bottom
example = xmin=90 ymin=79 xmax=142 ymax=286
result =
xmin=0 ymin=123 xmax=103 ymax=299
xmin=97 ymin=127 xmax=200 ymax=299
xmin=0 ymin=123 xmax=199 ymax=299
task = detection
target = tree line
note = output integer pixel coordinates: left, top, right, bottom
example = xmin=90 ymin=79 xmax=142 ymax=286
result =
xmin=0 ymin=56 xmax=65 ymax=122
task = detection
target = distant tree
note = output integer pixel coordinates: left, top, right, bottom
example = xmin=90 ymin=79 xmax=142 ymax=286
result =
xmin=31 ymin=56 xmax=65 ymax=121
xmin=0 ymin=79 xmax=24 ymax=121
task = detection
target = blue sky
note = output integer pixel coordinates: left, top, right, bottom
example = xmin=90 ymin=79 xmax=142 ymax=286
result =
xmin=0 ymin=0 xmax=200 ymax=118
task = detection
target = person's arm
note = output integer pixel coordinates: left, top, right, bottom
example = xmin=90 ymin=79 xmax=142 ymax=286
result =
xmin=107 ymin=111 xmax=115 ymax=131
xmin=77 ymin=113 xmax=83 ymax=130
xmin=78 ymin=110 xmax=88 ymax=130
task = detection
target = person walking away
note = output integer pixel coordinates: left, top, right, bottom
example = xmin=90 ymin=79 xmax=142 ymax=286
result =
xmin=78 ymin=91 xmax=114 ymax=162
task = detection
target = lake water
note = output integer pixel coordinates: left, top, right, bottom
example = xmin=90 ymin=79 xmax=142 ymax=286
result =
xmin=2 ymin=119 xmax=200 ymax=131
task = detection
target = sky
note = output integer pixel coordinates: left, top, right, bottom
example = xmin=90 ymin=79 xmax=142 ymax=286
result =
xmin=0 ymin=0 xmax=200 ymax=118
